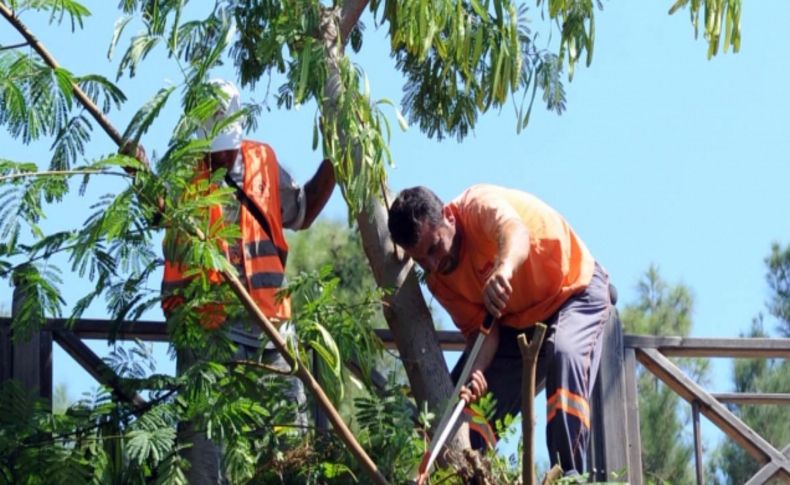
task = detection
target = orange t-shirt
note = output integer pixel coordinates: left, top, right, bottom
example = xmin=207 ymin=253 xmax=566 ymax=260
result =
xmin=427 ymin=185 xmax=595 ymax=338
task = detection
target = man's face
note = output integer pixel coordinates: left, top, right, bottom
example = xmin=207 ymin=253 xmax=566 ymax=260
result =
xmin=406 ymin=212 xmax=460 ymax=275
xmin=207 ymin=149 xmax=240 ymax=171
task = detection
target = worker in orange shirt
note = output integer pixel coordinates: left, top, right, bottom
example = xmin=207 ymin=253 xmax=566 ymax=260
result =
xmin=388 ymin=184 xmax=615 ymax=477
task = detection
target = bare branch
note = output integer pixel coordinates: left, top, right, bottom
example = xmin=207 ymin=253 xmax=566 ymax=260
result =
xmin=0 ymin=169 xmax=132 ymax=183
xmin=229 ymin=359 xmax=294 ymax=376
xmin=0 ymin=41 xmax=29 ymax=51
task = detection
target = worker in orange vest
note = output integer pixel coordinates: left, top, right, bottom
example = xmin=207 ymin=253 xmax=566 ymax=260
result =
xmin=158 ymin=79 xmax=335 ymax=484
xmin=388 ymin=185 xmax=615 ymax=478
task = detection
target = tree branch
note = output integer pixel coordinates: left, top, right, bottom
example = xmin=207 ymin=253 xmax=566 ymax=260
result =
xmin=339 ymin=0 xmax=369 ymax=42
xmin=0 ymin=2 xmax=127 ymax=149
xmin=0 ymin=169 xmax=132 ymax=183
xmin=229 ymin=359 xmax=294 ymax=376
xmin=0 ymin=41 xmax=28 ymax=51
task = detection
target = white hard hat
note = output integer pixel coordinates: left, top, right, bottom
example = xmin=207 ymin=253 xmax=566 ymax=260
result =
xmin=199 ymin=78 xmax=244 ymax=152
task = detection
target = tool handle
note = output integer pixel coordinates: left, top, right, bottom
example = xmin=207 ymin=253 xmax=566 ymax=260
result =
xmin=416 ymin=398 xmax=467 ymax=483
xmin=478 ymin=312 xmax=495 ymax=335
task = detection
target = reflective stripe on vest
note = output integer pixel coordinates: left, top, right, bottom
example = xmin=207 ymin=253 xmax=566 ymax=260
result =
xmin=246 ymin=240 xmax=278 ymax=258
xmin=249 ymin=271 xmax=285 ymax=289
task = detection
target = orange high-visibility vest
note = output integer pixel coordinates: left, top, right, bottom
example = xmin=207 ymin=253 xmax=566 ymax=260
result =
xmin=161 ymin=140 xmax=291 ymax=328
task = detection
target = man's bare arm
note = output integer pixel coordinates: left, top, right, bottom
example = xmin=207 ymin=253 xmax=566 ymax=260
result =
xmin=484 ymin=218 xmax=530 ymax=317
xmin=300 ymin=159 xmax=335 ymax=229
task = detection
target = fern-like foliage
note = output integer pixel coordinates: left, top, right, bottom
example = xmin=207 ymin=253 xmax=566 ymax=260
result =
xmin=9 ymin=0 xmax=92 ymax=32
xmin=353 ymin=385 xmax=423 ymax=482
xmin=8 ymin=263 xmax=64 ymax=340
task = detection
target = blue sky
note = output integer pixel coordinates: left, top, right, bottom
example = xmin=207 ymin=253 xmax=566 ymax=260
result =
xmin=2 ymin=0 xmax=789 ymax=472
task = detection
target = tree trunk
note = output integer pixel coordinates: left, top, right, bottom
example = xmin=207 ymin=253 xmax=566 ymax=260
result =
xmin=320 ymin=0 xmax=469 ymax=450
xmin=356 ymin=200 xmax=463 ymax=437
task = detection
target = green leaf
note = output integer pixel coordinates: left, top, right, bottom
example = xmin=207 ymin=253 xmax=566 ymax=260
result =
xmin=307 ymin=321 xmax=341 ymax=379
xmin=312 ymin=116 xmax=320 ymax=151
xmin=76 ymin=74 xmax=127 ymax=114
xmin=122 ymin=85 xmax=176 ymax=144
xmin=117 ymin=33 xmax=161 ymax=79
xmin=395 ymin=108 xmax=409 ymax=131
xmin=668 ymin=0 xmax=689 ymax=15
xmin=321 ymin=462 xmax=354 ymax=479
xmin=53 ymin=67 xmax=74 ymax=109
xmin=470 ymin=0 xmax=489 ymax=21
xmin=296 ymin=41 xmax=312 ymax=104
xmin=108 ymin=15 xmax=133 ymax=60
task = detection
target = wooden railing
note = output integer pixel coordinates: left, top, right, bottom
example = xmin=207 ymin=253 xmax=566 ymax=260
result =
xmin=589 ymin=315 xmax=790 ymax=485
xmin=2 ymin=311 xmax=789 ymax=484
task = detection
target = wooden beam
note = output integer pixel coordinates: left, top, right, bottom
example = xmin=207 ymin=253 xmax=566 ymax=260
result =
xmin=1 ymin=316 xmax=13 ymax=383
xmin=744 ymin=445 xmax=790 ymax=485
xmin=49 ymin=318 xmax=169 ymax=341
xmin=374 ymin=328 xmax=465 ymax=351
xmin=712 ymin=393 xmax=790 ymax=405
xmin=636 ymin=348 xmax=788 ymax=467
xmin=52 ymin=330 xmax=147 ymax=410
xmin=0 ymin=318 xmax=469 ymax=349
xmin=624 ymin=336 xmax=790 ymax=358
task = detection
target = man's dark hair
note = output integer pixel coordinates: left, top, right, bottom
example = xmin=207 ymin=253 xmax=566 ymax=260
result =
xmin=387 ymin=186 xmax=444 ymax=248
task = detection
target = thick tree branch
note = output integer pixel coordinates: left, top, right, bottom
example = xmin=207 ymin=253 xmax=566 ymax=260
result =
xmin=339 ymin=0 xmax=369 ymax=42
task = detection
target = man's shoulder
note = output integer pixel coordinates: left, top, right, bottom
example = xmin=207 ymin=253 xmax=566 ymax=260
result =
xmin=453 ymin=184 xmax=510 ymax=215
xmin=462 ymin=183 xmax=529 ymax=199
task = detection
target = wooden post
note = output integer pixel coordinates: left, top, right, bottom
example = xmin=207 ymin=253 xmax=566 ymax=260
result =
xmin=518 ymin=323 xmax=547 ymax=485
xmin=0 ymin=301 xmax=12 ymax=385
xmin=624 ymin=347 xmax=644 ymax=483
xmin=4 ymin=276 xmax=52 ymax=404
xmin=692 ymin=400 xmax=704 ymax=485
xmin=590 ymin=310 xmax=630 ymax=482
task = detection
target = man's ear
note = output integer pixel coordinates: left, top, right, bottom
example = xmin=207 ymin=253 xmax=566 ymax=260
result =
xmin=442 ymin=206 xmax=455 ymax=224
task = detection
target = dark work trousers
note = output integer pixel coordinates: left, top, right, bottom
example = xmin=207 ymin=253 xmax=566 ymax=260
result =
xmin=451 ymin=262 xmax=613 ymax=475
